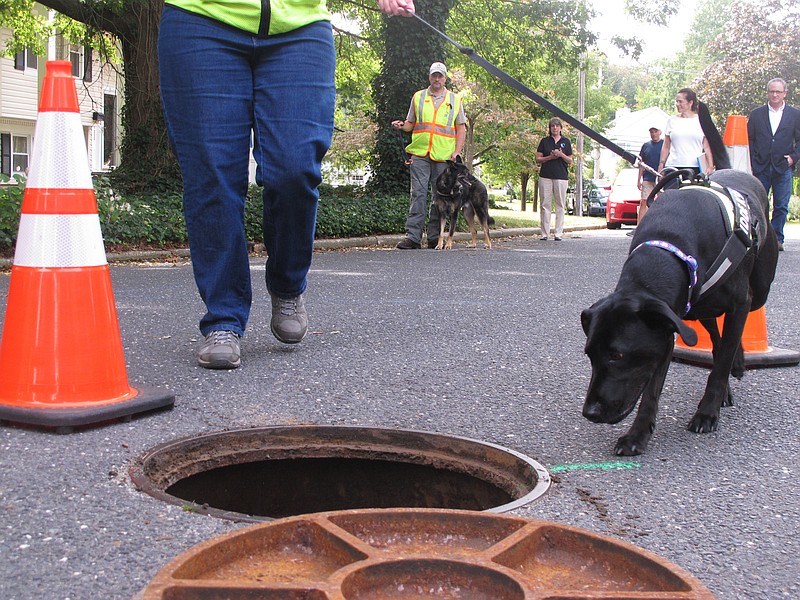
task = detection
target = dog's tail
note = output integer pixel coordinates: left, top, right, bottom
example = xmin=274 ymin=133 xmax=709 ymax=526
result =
xmin=699 ymin=101 xmax=731 ymax=171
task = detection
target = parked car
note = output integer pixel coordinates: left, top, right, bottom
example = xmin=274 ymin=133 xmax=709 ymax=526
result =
xmin=606 ymin=169 xmax=640 ymax=229
xmin=585 ymin=188 xmax=609 ymax=217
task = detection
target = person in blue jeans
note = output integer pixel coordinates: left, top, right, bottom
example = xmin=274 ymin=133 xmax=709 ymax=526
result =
xmin=747 ymin=78 xmax=800 ymax=252
xmin=159 ymin=0 xmax=416 ymax=369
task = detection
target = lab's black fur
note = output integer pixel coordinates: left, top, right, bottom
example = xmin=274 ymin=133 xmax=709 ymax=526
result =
xmin=581 ymin=109 xmax=778 ymax=455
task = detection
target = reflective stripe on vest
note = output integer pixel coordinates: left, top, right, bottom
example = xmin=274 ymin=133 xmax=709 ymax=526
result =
xmin=406 ymin=89 xmax=460 ymax=161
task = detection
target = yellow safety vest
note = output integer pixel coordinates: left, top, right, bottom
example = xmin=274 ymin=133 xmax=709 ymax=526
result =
xmin=165 ymin=0 xmax=330 ymax=37
xmin=406 ymin=89 xmax=462 ymax=162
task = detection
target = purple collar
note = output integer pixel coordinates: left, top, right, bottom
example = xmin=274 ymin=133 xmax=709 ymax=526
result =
xmin=631 ymin=240 xmax=698 ymax=315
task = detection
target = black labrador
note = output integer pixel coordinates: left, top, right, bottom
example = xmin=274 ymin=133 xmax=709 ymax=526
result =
xmin=434 ymin=157 xmax=492 ymax=250
xmin=581 ymin=106 xmax=779 ymax=455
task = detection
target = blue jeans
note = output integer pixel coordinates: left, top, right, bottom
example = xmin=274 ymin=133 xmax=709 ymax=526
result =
xmin=754 ymin=166 xmax=793 ymax=243
xmin=158 ymin=7 xmax=335 ymax=336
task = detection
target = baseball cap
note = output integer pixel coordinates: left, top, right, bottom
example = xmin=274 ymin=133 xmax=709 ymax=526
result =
xmin=429 ymin=62 xmax=447 ymax=76
xmin=648 ymin=124 xmax=662 ymax=131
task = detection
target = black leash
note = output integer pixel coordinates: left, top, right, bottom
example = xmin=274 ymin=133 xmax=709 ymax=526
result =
xmin=408 ymin=12 xmax=654 ymax=175
xmin=394 ymin=128 xmax=414 ymax=165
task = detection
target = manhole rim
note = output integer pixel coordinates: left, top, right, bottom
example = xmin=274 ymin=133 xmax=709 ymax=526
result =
xmin=130 ymin=424 xmax=551 ymax=521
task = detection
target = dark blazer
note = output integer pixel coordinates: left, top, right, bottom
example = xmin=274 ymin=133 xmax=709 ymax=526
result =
xmin=747 ymin=103 xmax=800 ymax=176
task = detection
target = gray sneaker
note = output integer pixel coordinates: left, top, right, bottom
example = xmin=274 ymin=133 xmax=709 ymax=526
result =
xmin=270 ymin=293 xmax=307 ymax=344
xmin=197 ymin=330 xmax=241 ymax=369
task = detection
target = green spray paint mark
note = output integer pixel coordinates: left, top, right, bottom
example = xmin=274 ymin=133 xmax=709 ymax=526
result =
xmin=550 ymin=462 xmax=641 ymax=472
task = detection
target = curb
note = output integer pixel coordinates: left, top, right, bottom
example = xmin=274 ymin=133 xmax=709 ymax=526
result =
xmin=1 ymin=224 xmax=608 ymax=267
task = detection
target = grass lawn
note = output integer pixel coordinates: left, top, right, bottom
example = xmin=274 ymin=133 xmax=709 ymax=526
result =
xmin=489 ymin=197 xmax=606 ymax=229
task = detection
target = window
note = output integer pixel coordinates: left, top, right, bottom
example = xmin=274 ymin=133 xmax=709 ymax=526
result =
xmin=103 ymin=93 xmax=117 ymax=166
xmin=13 ymin=47 xmax=38 ymax=71
xmin=1 ymin=134 xmax=10 ymax=175
xmin=11 ymin=136 xmax=30 ymax=175
xmin=0 ymin=134 xmax=30 ymax=176
xmin=56 ymin=36 xmax=90 ymax=79
xmin=69 ymin=43 xmax=83 ymax=78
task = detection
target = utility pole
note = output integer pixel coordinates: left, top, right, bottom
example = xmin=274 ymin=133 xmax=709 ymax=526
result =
xmin=576 ymin=52 xmax=586 ymax=216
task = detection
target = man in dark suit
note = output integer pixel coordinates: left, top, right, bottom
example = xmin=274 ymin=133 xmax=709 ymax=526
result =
xmin=748 ymin=78 xmax=800 ymax=251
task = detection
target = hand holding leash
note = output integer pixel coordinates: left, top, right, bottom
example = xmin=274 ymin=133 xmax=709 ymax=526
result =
xmin=377 ymin=0 xmax=415 ymax=16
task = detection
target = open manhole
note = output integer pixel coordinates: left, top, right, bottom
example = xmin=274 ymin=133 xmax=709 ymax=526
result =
xmin=141 ymin=508 xmax=715 ymax=599
xmin=130 ymin=426 xmax=550 ymax=522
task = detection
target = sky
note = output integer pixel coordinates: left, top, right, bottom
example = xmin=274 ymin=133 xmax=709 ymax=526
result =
xmin=589 ymin=0 xmax=697 ymax=64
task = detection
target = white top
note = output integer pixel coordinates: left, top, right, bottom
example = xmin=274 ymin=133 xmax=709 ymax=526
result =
xmin=665 ymin=114 xmax=705 ymax=168
xmin=768 ymin=102 xmax=785 ymax=135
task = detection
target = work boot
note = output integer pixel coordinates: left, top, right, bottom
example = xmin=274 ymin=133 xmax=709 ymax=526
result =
xmin=396 ymin=238 xmax=421 ymax=249
xmin=197 ymin=330 xmax=241 ymax=369
xmin=271 ymin=293 xmax=308 ymax=344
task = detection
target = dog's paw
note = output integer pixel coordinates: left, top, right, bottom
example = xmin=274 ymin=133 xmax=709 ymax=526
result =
xmin=722 ymin=387 xmax=734 ymax=407
xmin=614 ymin=435 xmax=647 ymax=456
xmin=688 ymin=413 xmax=719 ymax=433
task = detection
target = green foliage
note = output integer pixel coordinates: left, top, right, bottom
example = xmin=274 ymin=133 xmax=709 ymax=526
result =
xmin=368 ymin=0 xmax=453 ymax=196
xmin=789 ymin=195 xmax=800 ymax=223
xmin=245 ymin=184 xmax=408 ymax=241
xmin=315 ymin=184 xmax=408 ymax=238
xmin=695 ymin=0 xmax=800 ymax=119
xmin=0 ymin=175 xmax=25 ymax=250
xmin=93 ymin=176 xmax=187 ymax=245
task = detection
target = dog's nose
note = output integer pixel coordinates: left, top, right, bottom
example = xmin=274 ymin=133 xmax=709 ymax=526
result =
xmin=582 ymin=400 xmax=606 ymax=422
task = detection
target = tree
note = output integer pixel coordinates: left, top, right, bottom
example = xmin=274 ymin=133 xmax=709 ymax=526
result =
xmin=1 ymin=0 xmax=179 ymax=193
xmin=368 ymin=0 xmax=452 ymax=195
xmin=695 ymin=0 xmax=800 ymax=120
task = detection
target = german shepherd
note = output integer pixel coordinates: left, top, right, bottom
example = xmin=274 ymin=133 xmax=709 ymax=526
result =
xmin=434 ymin=157 xmax=492 ymax=250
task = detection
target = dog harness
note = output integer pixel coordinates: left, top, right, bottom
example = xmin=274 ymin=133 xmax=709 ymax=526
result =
xmin=681 ymin=182 xmax=754 ymax=299
xmin=631 ymin=240 xmax=698 ymax=315
xmin=631 ymin=181 xmax=755 ymax=315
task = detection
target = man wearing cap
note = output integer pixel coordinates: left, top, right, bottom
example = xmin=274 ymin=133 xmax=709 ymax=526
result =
xmin=635 ymin=125 xmax=664 ymax=230
xmin=392 ymin=62 xmax=467 ymax=249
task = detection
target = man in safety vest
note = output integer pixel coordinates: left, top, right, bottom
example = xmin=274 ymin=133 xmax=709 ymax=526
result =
xmin=392 ymin=62 xmax=467 ymax=249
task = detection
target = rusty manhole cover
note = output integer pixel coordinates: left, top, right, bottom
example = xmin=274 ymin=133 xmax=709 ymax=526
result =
xmin=130 ymin=426 xmax=550 ymax=522
xmin=140 ymin=508 xmax=714 ymax=599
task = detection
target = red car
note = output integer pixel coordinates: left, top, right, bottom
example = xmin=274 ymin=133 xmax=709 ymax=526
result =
xmin=606 ymin=168 xmax=640 ymax=229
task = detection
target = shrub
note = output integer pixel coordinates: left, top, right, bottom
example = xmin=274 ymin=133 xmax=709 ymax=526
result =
xmin=315 ymin=184 xmax=408 ymax=238
xmin=788 ymin=194 xmax=800 ymax=222
xmin=2 ymin=178 xmax=413 ymax=255
xmin=94 ymin=175 xmax=187 ymax=246
xmin=0 ymin=175 xmax=24 ymax=251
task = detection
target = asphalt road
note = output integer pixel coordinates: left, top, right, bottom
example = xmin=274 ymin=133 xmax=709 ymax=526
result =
xmin=1 ymin=226 xmax=799 ymax=599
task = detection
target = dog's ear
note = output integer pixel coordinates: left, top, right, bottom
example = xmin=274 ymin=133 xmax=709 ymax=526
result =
xmin=580 ymin=308 xmax=593 ymax=335
xmin=637 ymin=299 xmax=698 ymax=346
xmin=455 ymin=155 xmax=463 ymax=165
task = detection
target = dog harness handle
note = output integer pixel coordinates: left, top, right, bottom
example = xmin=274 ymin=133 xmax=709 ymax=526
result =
xmin=631 ymin=240 xmax=698 ymax=316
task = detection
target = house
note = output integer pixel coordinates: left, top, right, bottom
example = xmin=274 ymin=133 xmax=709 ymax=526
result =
xmin=597 ymin=106 xmax=670 ymax=180
xmin=0 ymin=10 xmax=123 ymax=180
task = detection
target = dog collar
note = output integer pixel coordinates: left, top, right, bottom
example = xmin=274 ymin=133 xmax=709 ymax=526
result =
xmin=631 ymin=240 xmax=698 ymax=315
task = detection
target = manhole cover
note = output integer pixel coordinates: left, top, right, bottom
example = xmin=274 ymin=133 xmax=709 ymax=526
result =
xmin=140 ymin=508 xmax=714 ymax=599
xmin=130 ymin=426 xmax=550 ymax=522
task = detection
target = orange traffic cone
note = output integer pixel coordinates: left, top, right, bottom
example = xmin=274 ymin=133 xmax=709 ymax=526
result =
xmin=0 ymin=61 xmax=174 ymax=432
xmin=723 ymin=114 xmax=751 ymax=173
xmin=673 ymin=306 xmax=800 ymax=369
